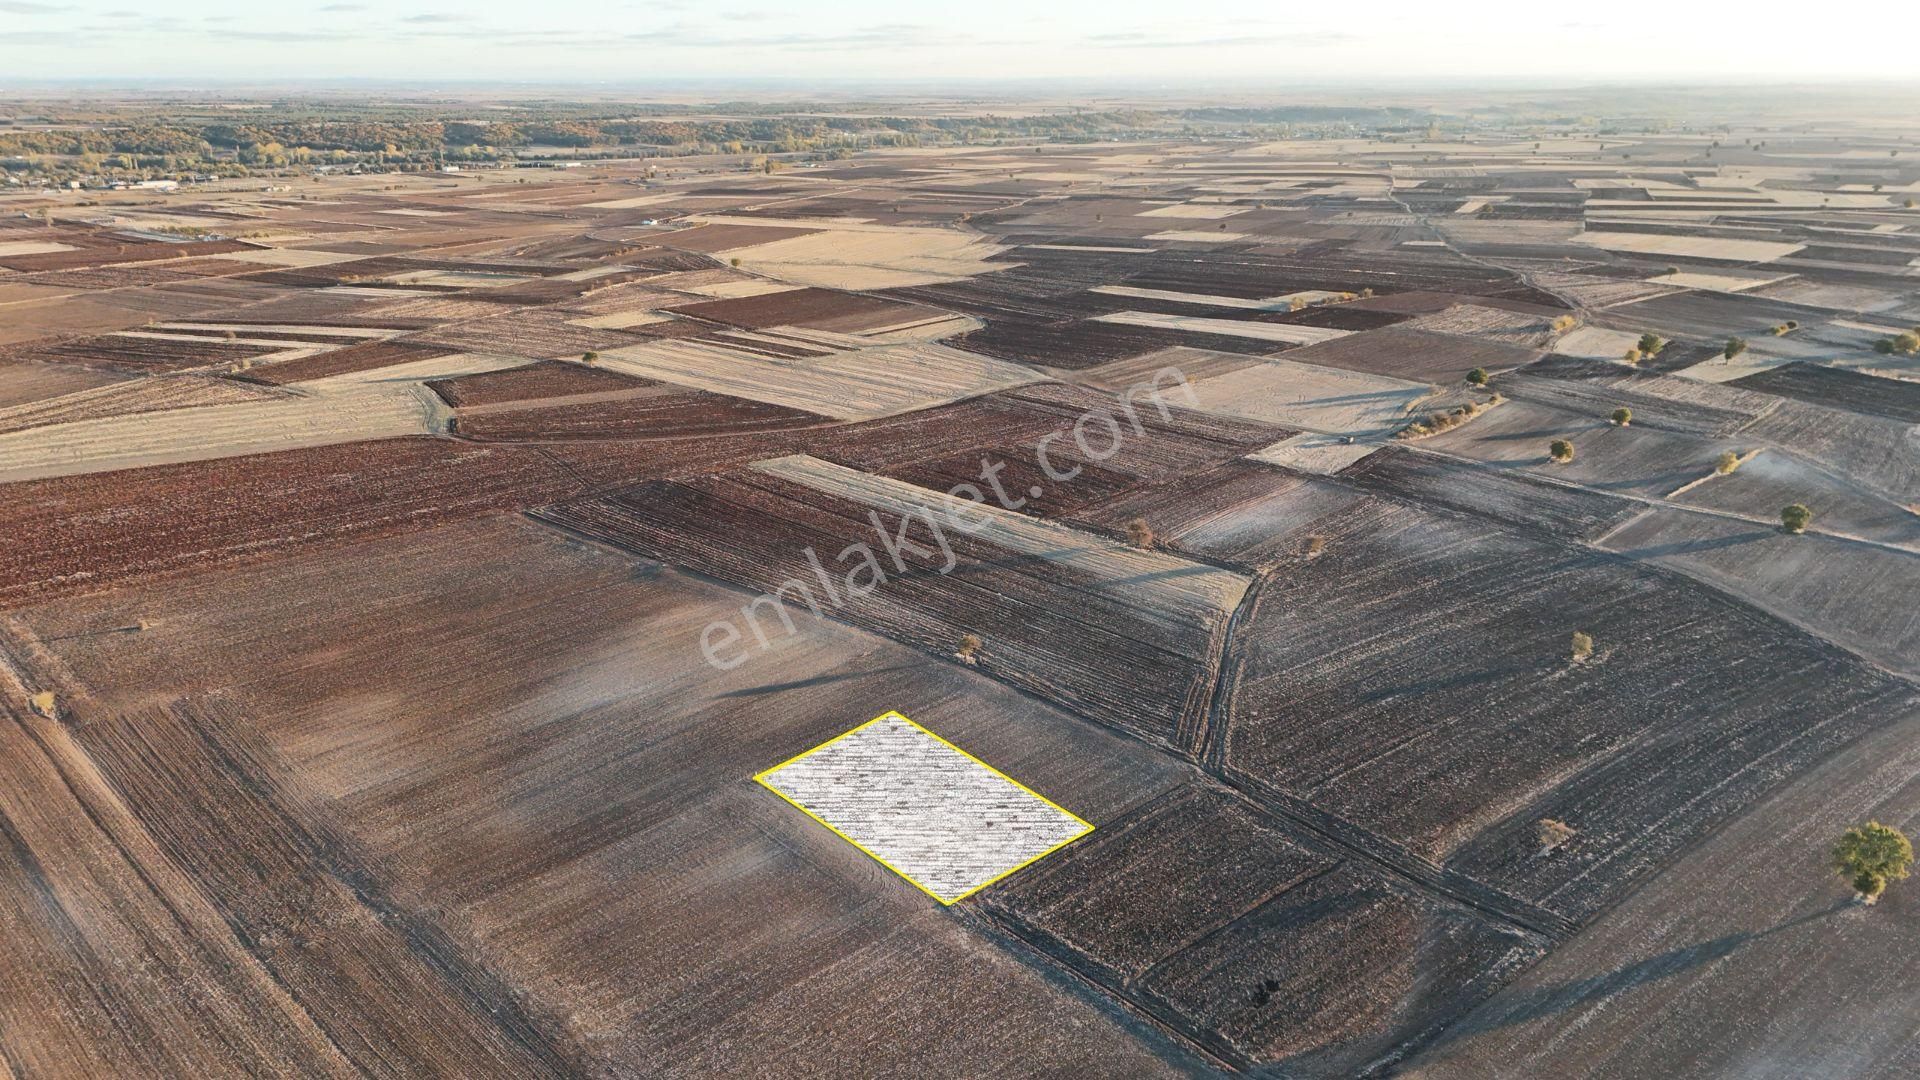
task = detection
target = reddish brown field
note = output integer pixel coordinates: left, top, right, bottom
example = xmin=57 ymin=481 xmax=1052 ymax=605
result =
xmin=0 ymin=437 xmax=583 ymax=603
xmin=428 ymin=358 xmax=655 ymax=407
xmin=669 ymin=286 xmax=942 ymax=332
xmin=9 ymin=333 xmax=284 ymax=373
xmin=454 ymin=389 xmax=832 ymax=440
xmin=241 ymin=340 xmax=459 ymax=384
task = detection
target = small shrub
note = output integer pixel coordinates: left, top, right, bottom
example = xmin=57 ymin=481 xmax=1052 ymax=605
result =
xmin=1466 ymin=367 xmax=1488 ymax=386
xmin=29 ymin=691 xmax=56 ymax=718
xmin=1124 ymin=518 xmax=1155 ymax=549
xmin=1395 ymin=400 xmax=1487 ymax=440
xmin=1781 ymin=503 xmax=1813 ymax=534
xmin=1833 ymin=822 xmax=1913 ymax=904
xmin=1570 ymin=630 xmax=1594 ymax=662
xmin=1723 ymin=336 xmax=1748 ymax=362
xmin=956 ymin=633 xmax=983 ymax=665
xmin=1551 ymin=314 xmax=1579 ymax=333
xmin=1876 ymin=338 xmax=1898 ymax=355
xmin=1548 ymin=439 xmax=1575 ymax=464
xmin=581 ymin=351 xmax=599 ymax=366
xmin=1715 ymin=451 xmax=1741 ymax=475
xmin=1622 ymin=348 xmax=1642 ymax=366
xmin=1303 ymin=535 xmax=1327 ymax=558
xmin=1611 ymin=407 xmax=1631 ymax=426
xmin=1538 ymin=818 xmax=1577 ymax=853
xmin=729 ymin=256 xmax=742 ymax=268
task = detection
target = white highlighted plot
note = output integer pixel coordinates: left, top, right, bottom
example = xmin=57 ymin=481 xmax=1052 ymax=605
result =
xmin=755 ymin=712 xmax=1092 ymax=904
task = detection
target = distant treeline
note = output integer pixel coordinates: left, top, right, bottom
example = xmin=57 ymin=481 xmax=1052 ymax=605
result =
xmin=0 ymin=104 xmax=1430 ymax=160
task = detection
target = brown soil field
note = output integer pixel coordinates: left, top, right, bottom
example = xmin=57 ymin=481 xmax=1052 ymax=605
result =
xmin=0 ymin=361 xmax=129 ymax=408
xmin=0 ymin=437 xmax=583 ymax=603
xmin=404 ymin=307 xmax=651 ymax=358
xmin=454 ymin=389 xmax=832 ymax=441
xmin=1279 ymin=326 xmax=1540 ymax=383
xmin=653 ymin=222 xmax=823 ymax=252
xmin=1337 ymin=446 xmax=1644 ymax=543
xmin=1063 ymin=460 xmax=1348 ymax=569
xmin=239 ymin=339 xmax=461 ymax=384
xmin=1730 ymin=361 xmax=1920 ymax=423
xmin=427 ymin=358 xmax=655 ymax=407
xmin=983 ymin=782 xmax=1544 ymax=1076
xmin=1221 ymin=491 xmax=1915 ymax=923
xmin=820 ymin=382 xmax=1290 ymax=518
xmin=2 ymin=516 xmax=1209 ymax=1075
xmin=0 ymin=693 xmax=359 ymax=1078
xmin=668 ymin=286 xmax=944 ymax=333
xmin=539 ymin=457 xmax=1249 ymax=752
xmin=0 ymin=373 xmax=288 ymax=435
xmin=0 ymin=238 xmax=259 ymax=273
xmin=1406 ymin=706 xmax=1920 ymax=1079
xmin=9 ymin=333 xmax=285 ymax=373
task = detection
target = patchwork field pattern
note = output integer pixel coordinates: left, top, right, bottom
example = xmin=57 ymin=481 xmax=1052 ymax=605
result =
xmin=5 ymin=113 xmax=1920 ymax=1079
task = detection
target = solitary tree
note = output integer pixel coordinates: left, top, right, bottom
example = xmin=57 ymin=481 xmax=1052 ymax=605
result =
xmin=956 ymin=633 xmax=983 ymax=666
xmin=1832 ymin=822 xmax=1913 ymax=905
xmin=1549 ymin=439 xmax=1575 ymax=464
xmin=1723 ymin=337 xmax=1748 ymax=362
xmin=28 ymin=691 xmax=56 ymax=719
xmin=1612 ymin=407 xmax=1632 ymax=426
xmin=1636 ymin=332 xmax=1665 ymax=357
xmin=581 ymin=351 xmax=599 ymax=366
xmin=1570 ymin=630 xmax=1594 ymax=662
xmin=1124 ymin=518 xmax=1156 ymax=549
xmin=1538 ymin=818 xmax=1577 ymax=854
xmin=1715 ymin=450 xmax=1742 ymax=475
xmin=1551 ymin=314 xmax=1579 ymax=333
xmin=1781 ymin=504 xmax=1813 ymax=533
xmin=1466 ymin=367 xmax=1489 ymax=386
xmin=1622 ymin=348 xmax=1642 ymax=366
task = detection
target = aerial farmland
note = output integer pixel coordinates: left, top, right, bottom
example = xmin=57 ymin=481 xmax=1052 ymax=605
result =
xmin=1 ymin=85 xmax=1918 ymax=1078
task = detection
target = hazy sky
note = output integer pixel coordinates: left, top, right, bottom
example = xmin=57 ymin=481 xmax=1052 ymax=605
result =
xmin=3 ymin=0 xmax=1918 ymax=84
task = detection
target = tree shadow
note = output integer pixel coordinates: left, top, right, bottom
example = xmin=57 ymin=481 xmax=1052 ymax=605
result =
xmin=1425 ymin=898 xmax=1855 ymax=1052
xmin=1610 ymin=530 xmax=1774 ymax=560
xmin=712 ymin=662 xmax=922 ymax=699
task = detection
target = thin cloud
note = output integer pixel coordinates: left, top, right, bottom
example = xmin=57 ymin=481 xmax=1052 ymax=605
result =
xmin=0 ymin=0 xmax=68 ymax=12
xmin=624 ymin=22 xmax=953 ymax=49
xmin=1087 ymin=29 xmax=1354 ymax=48
xmin=212 ymin=28 xmax=360 ymax=42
